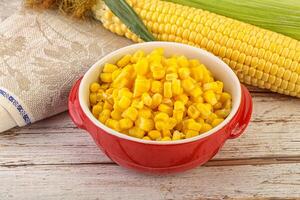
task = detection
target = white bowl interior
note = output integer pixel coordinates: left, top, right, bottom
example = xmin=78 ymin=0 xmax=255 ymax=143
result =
xmin=79 ymin=42 xmax=241 ymax=144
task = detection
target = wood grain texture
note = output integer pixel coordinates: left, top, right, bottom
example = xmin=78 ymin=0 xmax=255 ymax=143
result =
xmin=1 ymin=1 xmax=300 ymax=199
xmin=1 ymin=163 xmax=299 ymax=200
xmin=1 ymin=93 xmax=299 ymax=166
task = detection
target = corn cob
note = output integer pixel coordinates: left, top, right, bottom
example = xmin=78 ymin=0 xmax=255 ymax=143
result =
xmin=92 ymin=0 xmax=300 ymax=97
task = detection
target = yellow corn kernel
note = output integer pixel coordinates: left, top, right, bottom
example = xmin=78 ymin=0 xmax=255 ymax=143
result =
xmin=185 ymin=119 xmax=202 ymax=131
xmin=131 ymin=50 xmax=145 ymax=63
xmin=220 ymin=92 xmax=231 ymax=102
xmin=213 ymin=102 xmax=223 ymax=110
xmin=182 ymin=77 xmax=195 ymax=92
xmin=98 ymin=115 xmax=109 ymax=124
xmin=166 ymin=65 xmax=177 ymax=74
xmin=117 ymin=54 xmax=131 ymax=67
xmin=118 ymin=88 xmax=133 ymax=99
xmin=154 ymin=112 xmax=169 ymax=121
xmin=203 ymin=82 xmax=217 ymax=91
xmin=206 ymin=113 xmax=218 ymax=124
xmin=175 ymin=121 xmax=183 ymax=132
xmin=96 ymin=91 xmax=104 ymax=102
xmin=141 ymin=93 xmax=152 ymax=107
xmin=89 ymin=93 xmax=97 ymax=105
xmin=200 ymin=123 xmax=213 ymax=133
xmin=186 ymin=100 xmax=193 ymax=107
xmin=203 ymin=71 xmax=214 ymax=83
xmin=103 ymin=101 xmax=113 ymax=110
xmin=131 ymin=99 xmax=144 ymax=109
xmin=149 ymin=54 xmax=162 ymax=65
xmin=204 ymin=90 xmax=218 ymax=105
xmin=92 ymin=104 xmax=102 ymax=117
xmin=128 ymin=127 xmax=145 ymax=138
xmin=112 ymin=76 xmax=129 ymax=89
xmin=177 ymin=55 xmax=189 ymax=68
xmin=163 ymin=81 xmax=173 ymax=98
xmin=216 ymin=81 xmax=224 ymax=93
xmin=111 ymin=69 xmax=121 ymax=81
xmin=100 ymin=83 xmax=110 ymax=90
xmin=171 ymin=79 xmax=181 ymax=96
xmin=174 ymin=94 xmax=189 ymax=104
xmin=158 ymin=104 xmax=173 ymax=116
xmin=122 ymin=107 xmax=138 ymax=121
xmin=134 ymin=57 xmax=149 ymax=75
xmin=111 ymin=109 xmax=122 ymax=120
xmin=162 ymin=129 xmax=171 ymax=137
xmin=168 ymin=118 xmax=178 ymax=129
xmin=189 ymin=59 xmax=200 ymax=68
xmin=190 ymin=65 xmax=204 ymax=81
xmin=150 ymin=61 xmax=163 ymax=71
xmin=103 ymin=63 xmax=118 ymax=73
xmin=178 ymin=67 xmax=190 ymax=79
xmin=215 ymin=109 xmax=230 ymax=118
xmin=162 ymin=98 xmax=174 ymax=106
xmin=161 ymin=136 xmax=171 ymax=141
xmin=90 ymin=82 xmax=101 ymax=93
xmin=119 ymin=118 xmax=133 ymax=130
xmin=105 ymin=119 xmax=120 ymax=131
xmin=151 ymin=93 xmax=162 ymax=108
xmin=164 ymin=57 xmax=177 ymax=68
xmin=224 ymin=99 xmax=232 ymax=109
xmin=90 ymin=49 xmax=233 ymax=141
xmin=196 ymin=118 xmax=205 ymax=124
xmin=142 ymin=136 xmax=151 ymax=140
xmin=173 ymin=110 xmax=184 ymax=122
xmin=155 ymin=120 xmax=168 ymax=131
xmin=196 ymin=103 xmax=212 ymax=119
xmin=211 ymin=118 xmax=224 ymax=127
xmin=185 ymin=130 xmax=199 ymax=138
xmin=113 ymin=103 xmax=125 ymax=112
xmin=189 ymin=86 xmax=203 ymax=98
xmin=100 ymin=109 xmax=111 ymax=116
xmin=174 ymin=101 xmax=185 ymax=111
xmin=136 ymin=117 xmax=154 ymax=131
xmin=138 ymin=108 xmax=153 ymax=118
xmin=215 ymin=94 xmax=221 ymax=101
xmin=148 ymin=130 xmax=161 ymax=140
xmin=166 ymin=73 xmax=178 ymax=81
xmin=187 ymin=104 xmax=200 ymax=119
xmin=152 ymin=66 xmax=166 ymax=79
xmin=112 ymin=89 xmax=119 ymax=100
xmin=190 ymin=96 xmax=204 ymax=103
xmin=100 ymin=73 xmax=113 ymax=83
xmin=118 ymin=96 xmax=131 ymax=110
xmin=133 ymin=77 xmax=151 ymax=97
xmin=151 ymin=80 xmax=163 ymax=93
xmin=172 ymin=130 xmax=183 ymax=140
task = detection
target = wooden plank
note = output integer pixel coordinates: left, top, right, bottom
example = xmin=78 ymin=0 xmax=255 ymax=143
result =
xmin=1 ymin=94 xmax=299 ymax=166
xmin=0 ymin=163 xmax=299 ymax=200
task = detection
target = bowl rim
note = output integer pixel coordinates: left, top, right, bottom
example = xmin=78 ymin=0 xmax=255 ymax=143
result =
xmin=79 ymin=42 xmax=242 ymax=145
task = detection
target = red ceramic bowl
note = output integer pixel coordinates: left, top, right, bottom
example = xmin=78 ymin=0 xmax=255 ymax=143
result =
xmin=69 ymin=42 xmax=252 ymax=173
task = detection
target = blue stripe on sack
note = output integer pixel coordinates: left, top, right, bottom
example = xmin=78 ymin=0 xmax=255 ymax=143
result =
xmin=0 ymin=89 xmax=31 ymax=125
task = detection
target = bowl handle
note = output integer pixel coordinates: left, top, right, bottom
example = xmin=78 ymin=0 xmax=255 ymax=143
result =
xmin=228 ymin=84 xmax=253 ymax=139
xmin=68 ymin=77 xmax=86 ymax=130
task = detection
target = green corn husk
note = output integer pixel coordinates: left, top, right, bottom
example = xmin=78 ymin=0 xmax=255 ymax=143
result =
xmin=103 ymin=0 xmax=156 ymax=41
xmin=25 ymin=0 xmax=156 ymax=41
xmin=167 ymin=0 xmax=300 ymax=41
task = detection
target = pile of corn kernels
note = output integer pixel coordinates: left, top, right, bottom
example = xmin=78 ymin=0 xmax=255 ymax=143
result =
xmin=89 ymin=48 xmax=232 ymax=141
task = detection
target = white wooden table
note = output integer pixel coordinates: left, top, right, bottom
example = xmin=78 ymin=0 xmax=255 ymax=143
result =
xmin=1 ymin=1 xmax=300 ymax=199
